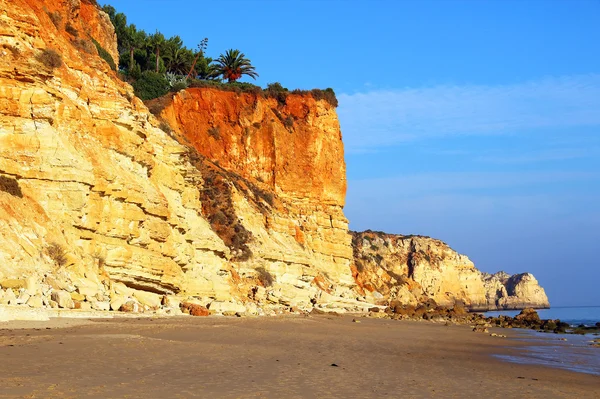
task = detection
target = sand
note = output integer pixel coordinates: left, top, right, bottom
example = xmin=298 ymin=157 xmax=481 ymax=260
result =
xmin=0 ymin=315 xmax=598 ymax=398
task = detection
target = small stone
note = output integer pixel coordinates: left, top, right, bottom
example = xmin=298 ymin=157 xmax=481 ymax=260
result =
xmin=26 ymin=295 xmax=43 ymax=308
xmin=91 ymin=301 xmax=110 ymax=311
xmin=51 ymin=290 xmax=75 ymax=309
xmin=352 ymin=318 xmax=361 ymax=323
xmin=70 ymin=292 xmax=85 ymax=301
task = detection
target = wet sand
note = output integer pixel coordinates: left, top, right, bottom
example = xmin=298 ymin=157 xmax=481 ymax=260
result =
xmin=0 ymin=315 xmax=598 ymax=398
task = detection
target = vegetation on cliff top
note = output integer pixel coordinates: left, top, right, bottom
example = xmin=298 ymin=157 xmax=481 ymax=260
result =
xmin=100 ymin=4 xmax=337 ymax=106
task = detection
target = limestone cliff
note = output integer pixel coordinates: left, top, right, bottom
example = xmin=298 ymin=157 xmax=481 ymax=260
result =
xmin=351 ymin=231 xmax=550 ymax=310
xmin=0 ymin=0 xmax=359 ymax=316
xmin=0 ymin=0 xmax=549 ymax=318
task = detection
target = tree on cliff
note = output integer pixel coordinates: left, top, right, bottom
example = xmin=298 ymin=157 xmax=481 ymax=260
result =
xmin=122 ymin=24 xmax=146 ymax=72
xmin=148 ymin=31 xmax=166 ymax=73
xmin=214 ymin=49 xmax=258 ymax=82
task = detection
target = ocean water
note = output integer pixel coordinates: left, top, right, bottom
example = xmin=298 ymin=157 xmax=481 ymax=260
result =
xmin=483 ymin=306 xmax=600 ymax=376
xmin=483 ymin=306 xmax=600 ymax=326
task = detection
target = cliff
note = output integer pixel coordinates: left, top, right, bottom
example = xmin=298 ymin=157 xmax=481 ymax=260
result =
xmin=351 ymin=231 xmax=550 ymax=310
xmin=0 ymin=0 xmax=361 ymax=316
xmin=0 ymin=0 xmax=548 ymax=318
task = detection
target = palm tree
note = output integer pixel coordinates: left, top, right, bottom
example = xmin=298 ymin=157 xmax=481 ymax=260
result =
xmin=148 ymin=31 xmax=166 ymax=73
xmin=214 ymin=49 xmax=258 ymax=83
xmin=122 ymin=24 xmax=146 ymax=71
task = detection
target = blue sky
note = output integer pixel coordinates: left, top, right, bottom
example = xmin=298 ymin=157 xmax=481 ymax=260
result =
xmin=106 ymin=0 xmax=600 ymax=306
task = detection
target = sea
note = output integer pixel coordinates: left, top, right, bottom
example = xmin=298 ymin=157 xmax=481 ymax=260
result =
xmin=482 ymin=306 xmax=600 ymax=376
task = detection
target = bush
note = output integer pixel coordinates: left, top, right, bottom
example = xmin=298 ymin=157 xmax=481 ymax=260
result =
xmin=72 ymin=38 xmax=95 ymax=54
xmin=47 ymin=11 xmax=62 ymax=29
xmin=159 ymin=120 xmax=172 ymax=135
xmin=37 ymin=49 xmax=63 ymax=70
xmin=310 ymin=88 xmax=338 ymax=107
xmin=208 ymin=126 xmax=221 ymax=139
xmin=0 ymin=175 xmax=22 ymax=198
xmin=264 ymin=82 xmax=288 ymax=105
xmin=171 ymin=81 xmax=188 ymax=92
xmin=91 ymin=38 xmax=116 ymax=71
xmin=65 ymin=22 xmax=78 ymax=36
xmin=256 ymin=267 xmax=274 ymax=287
xmin=283 ymin=115 xmax=294 ymax=129
xmin=132 ymin=71 xmax=169 ymax=100
xmin=47 ymin=243 xmax=67 ymax=266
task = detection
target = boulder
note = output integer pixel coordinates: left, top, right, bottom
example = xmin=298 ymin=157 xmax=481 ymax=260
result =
xmin=0 ymin=279 xmax=26 ymax=290
xmin=51 ymin=290 xmax=75 ymax=309
xmin=26 ymin=295 xmax=44 ymax=308
xmin=110 ymin=294 xmax=128 ymax=311
xmin=119 ymin=301 xmax=139 ymax=313
xmin=133 ymin=290 xmax=162 ymax=309
xmin=70 ymin=292 xmax=86 ymax=302
xmin=162 ymin=295 xmax=180 ymax=309
xmin=180 ymin=302 xmax=210 ymax=316
xmin=515 ymin=308 xmax=541 ymax=323
xmin=75 ymin=278 xmax=99 ymax=297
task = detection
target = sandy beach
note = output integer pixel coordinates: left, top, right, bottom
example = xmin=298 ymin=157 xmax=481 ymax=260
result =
xmin=0 ymin=315 xmax=598 ymax=398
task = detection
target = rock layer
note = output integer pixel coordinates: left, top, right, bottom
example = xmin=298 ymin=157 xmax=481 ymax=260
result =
xmin=351 ymin=231 xmax=549 ymax=310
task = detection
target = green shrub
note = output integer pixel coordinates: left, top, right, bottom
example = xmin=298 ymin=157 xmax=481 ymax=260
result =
xmin=310 ymin=88 xmax=338 ymax=107
xmin=37 ymin=49 xmax=63 ymax=70
xmin=171 ymin=81 xmax=188 ymax=92
xmin=264 ymin=82 xmax=288 ymax=105
xmin=91 ymin=38 xmax=116 ymax=71
xmin=132 ymin=71 xmax=169 ymax=100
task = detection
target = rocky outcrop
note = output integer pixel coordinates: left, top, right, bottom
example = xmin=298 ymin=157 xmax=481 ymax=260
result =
xmin=483 ymin=272 xmax=550 ymax=310
xmin=352 ymin=231 xmax=549 ymax=310
xmin=154 ymin=88 xmax=356 ymax=308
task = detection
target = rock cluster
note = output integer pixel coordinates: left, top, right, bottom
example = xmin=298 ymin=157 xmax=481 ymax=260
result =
xmin=352 ymin=231 xmax=550 ymax=310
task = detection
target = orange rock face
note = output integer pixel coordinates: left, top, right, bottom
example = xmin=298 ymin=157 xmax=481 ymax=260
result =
xmin=156 ymin=89 xmax=355 ymax=303
xmin=159 ymin=88 xmax=346 ymax=206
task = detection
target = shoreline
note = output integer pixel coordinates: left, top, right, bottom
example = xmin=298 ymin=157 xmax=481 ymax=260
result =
xmin=1 ymin=315 xmax=598 ymax=398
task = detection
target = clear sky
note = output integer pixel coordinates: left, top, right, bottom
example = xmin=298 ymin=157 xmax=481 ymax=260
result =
xmin=105 ymin=0 xmax=600 ymax=306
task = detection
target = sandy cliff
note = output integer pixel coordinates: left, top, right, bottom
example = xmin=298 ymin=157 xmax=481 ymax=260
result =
xmin=0 ymin=0 xmax=548 ymax=318
xmin=351 ymin=231 xmax=549 ymax=310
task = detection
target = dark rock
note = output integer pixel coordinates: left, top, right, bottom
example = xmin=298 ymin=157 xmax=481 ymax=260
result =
xmin=180 ymin=302 xmax=210 ymax=317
